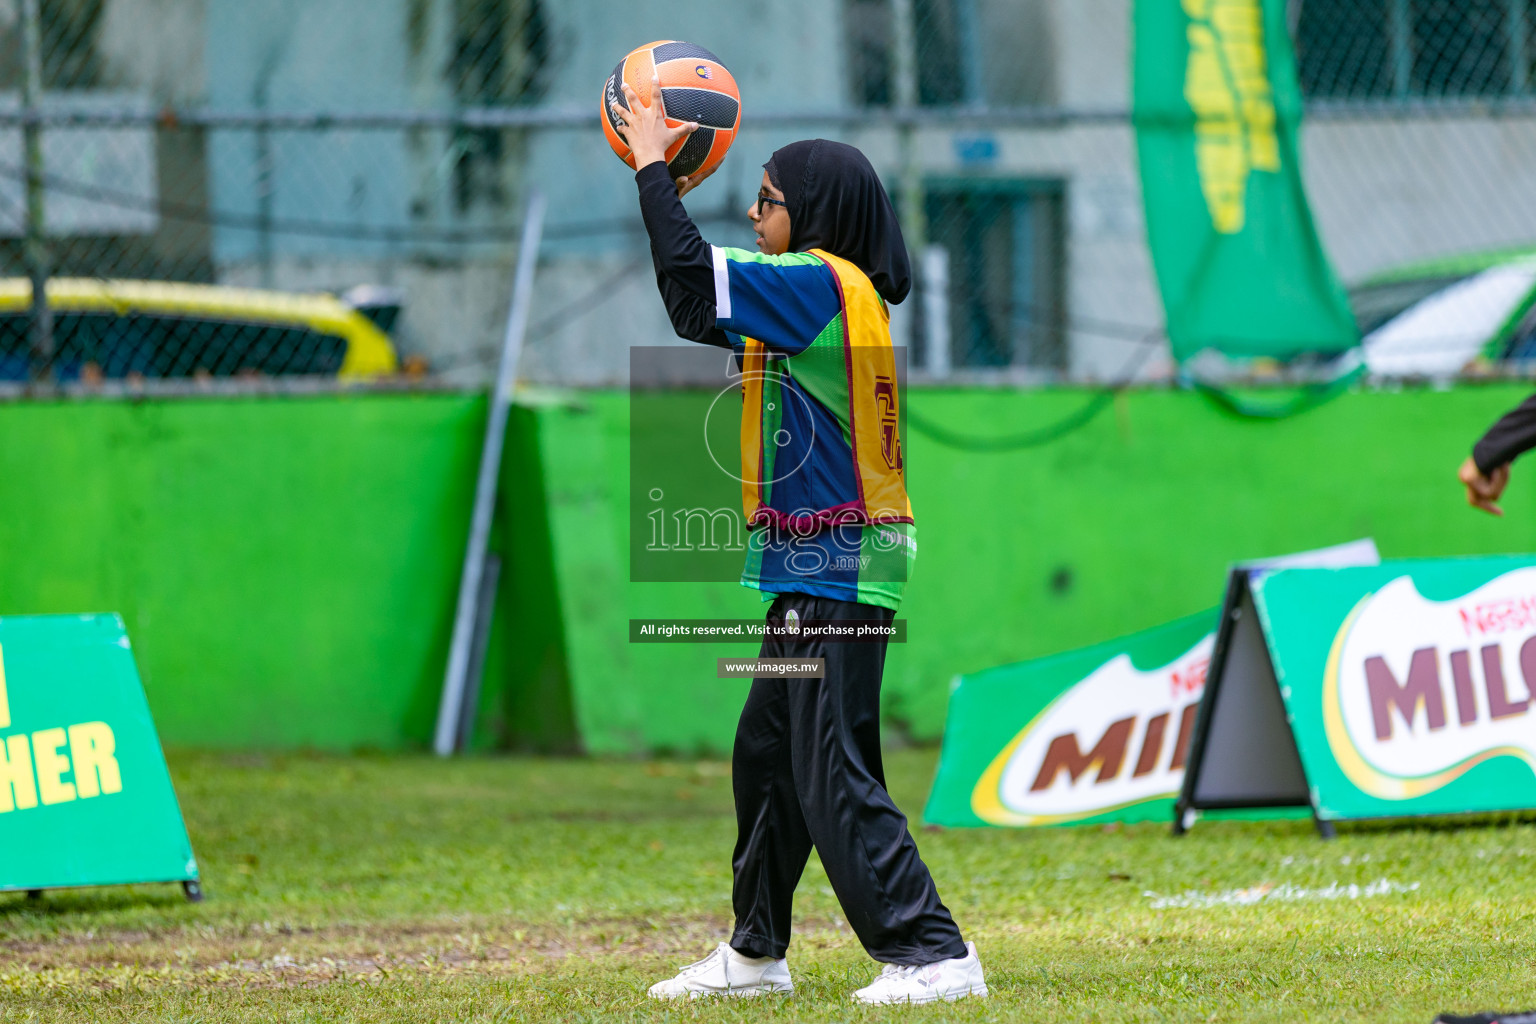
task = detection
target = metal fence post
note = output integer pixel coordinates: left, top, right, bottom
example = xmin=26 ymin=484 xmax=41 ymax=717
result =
xmin=19 ymin=0 xmax=52 ymax=383
xmin=891 ymin=0 xmax=926 ymax=256
xmin=1387 ymin=0 xmax=1412 ymax=97
xmin=1507 ymin=0 xmax=1529 ymax=95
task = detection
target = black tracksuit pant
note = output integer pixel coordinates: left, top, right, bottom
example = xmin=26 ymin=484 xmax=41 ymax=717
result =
xmin=728 ymin=593 xmax=967 ymax=966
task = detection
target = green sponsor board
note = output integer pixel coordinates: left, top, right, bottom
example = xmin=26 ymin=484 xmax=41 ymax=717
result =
xmin=1179 ymin=557 xmax=1536 ymax=831
xmin=925 ymin=610 xmax=1217 ymax=828
xmin=928 ymin=541 xmax=1381 ymax=828
xmin=1133 ymin=0 xmax=1356 ymax=361
xmin=0 ymin=614 xmax=199 ymax=894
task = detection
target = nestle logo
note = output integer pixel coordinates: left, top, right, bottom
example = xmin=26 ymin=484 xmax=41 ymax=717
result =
xmin=1170 ymin=657 xmax=1208 ymax=699
xmin=1458 ymin=596 xmax=1536 ymax=637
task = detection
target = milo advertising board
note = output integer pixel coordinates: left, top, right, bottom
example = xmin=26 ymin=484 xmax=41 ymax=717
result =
xmin=1272 ymin=558 xmax=1536 ymax=822
xmin=0 ymin=614 xmax=199 ymax=896
xmin=1174 ymin=556 xmax=1536 ymax=832
xmin=926 ymin=541 xmax=1378 ymax=829
xmin=925 ymin=610 xmax=1217 ymax=828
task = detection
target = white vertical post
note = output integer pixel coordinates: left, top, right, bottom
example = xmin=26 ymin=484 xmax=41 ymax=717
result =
xmin=887 ymin=287 xmax=913 ymax=356
xmin=922 ymin=244 xmax=951 ymax=378
xmin=433 ymin=189 xmax=546 ymax=756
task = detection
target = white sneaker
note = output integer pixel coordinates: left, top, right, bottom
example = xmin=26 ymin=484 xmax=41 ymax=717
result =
xmin=852 ymin=941 xmax=988 ymax=1005
xmin=646 ymin=942 xmax=794 ymax=999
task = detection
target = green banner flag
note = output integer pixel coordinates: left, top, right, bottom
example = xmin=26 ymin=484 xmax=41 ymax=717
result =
xmin=0 ymin=614 xmax=199 ymax=895
xmin=1133 ymin=0 xmax=1356 ymax=361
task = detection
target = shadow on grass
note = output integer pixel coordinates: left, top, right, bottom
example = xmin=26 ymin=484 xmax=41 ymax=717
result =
xmin=0 ymin=885 xmax=187 ymax=918
xmin=1322 ymin=809 xmax=1536 ymax=839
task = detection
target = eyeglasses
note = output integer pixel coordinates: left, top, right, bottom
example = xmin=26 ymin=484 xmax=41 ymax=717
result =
xmin=756 ymin=191 xmax=788 ymax=216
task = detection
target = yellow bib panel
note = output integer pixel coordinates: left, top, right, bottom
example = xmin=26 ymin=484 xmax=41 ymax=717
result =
xmin=736 ymin=248 xmax=913 ymax=530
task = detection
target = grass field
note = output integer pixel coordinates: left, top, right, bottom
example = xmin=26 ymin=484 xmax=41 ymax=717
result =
xmin=3 ymin=748 xmax=1536 ymax=1022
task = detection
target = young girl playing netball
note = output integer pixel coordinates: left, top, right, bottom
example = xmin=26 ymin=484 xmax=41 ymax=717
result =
xmin=610 ymin=76 xmax=987 ymax=1006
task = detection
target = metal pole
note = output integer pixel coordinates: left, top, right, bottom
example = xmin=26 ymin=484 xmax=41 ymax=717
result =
xmin=890 ymin=0 xmax=927 ymax=364
xmin=1387 ymin=0 xmax=1411 ymax=98
xmin=19 ymin=0 xmax=51 ymax=382
xmin=1508 ymin=0 xmax=1529 ymax=94
xmin=253 ymin=74 xmax=276 ymax=289
xmin=455 ymin=553 xmax=502 ymax=752
xmin=433 ymin=189 xmax=545 ymax=757
xmin=891 ymin=0 xmax=924 ymax=252
xmin=955 ymin=0 xmax=985 ymax=106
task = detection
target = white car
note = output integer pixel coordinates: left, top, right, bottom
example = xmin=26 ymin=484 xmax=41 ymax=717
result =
xmin=1352 ymin=248 xmax=1536 ymax=377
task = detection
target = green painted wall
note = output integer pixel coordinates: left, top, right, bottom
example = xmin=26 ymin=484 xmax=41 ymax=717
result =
xmin=534 ymin=385 xmax=1536 ymax=755
xmin=2 ymin=385 xmax=1533 ymax=756
xmin=0 ymin=393 xmax=574 ymax=753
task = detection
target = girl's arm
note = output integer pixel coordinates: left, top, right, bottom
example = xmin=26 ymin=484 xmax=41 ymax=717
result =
xmin=617 ymin=81 xmax=838 ymax=352
xmin=636 ymin=162 xmax=840 ymax=355
xmin=636 ymin=162 xmax=731 ymax=348
xmin=709 ymin=246 xmax=842 ymax=355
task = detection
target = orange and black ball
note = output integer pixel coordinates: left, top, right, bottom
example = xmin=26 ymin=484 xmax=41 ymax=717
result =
xmin=601 ymin=40 xmax=741 ymax=180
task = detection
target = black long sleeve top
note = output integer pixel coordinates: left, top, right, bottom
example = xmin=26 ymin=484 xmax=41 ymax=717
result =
xmin=634 ymin=161 xmax=731 ymax=349
xmin=1473 ymin=393 xmax=1536 ymax=475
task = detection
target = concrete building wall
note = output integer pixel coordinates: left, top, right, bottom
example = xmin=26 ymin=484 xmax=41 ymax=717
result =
xmin=45 ymin=0 xmax=1536 ymax=387
xmin=97 ymin=0 xmax=207 ymax=104
xmin=977 ymin=0 xmax=1056 ymax=105
xmin=204 ymin=0 xmax=460 ymax=265
xmin=528 ymin=0 xmax=847 ymax=260
xmin=1051 ymin=0 xmax=1129 ymax=109
xmin=1303 ymin=117 xmax=1536 ymax=283
xmin=195 ymin=0 xmax=850 ymax=377
xmin=517 ymin=0 xmax=1161 ymax=387
xmin=513 ymin=123 xmax=1165 ymax=387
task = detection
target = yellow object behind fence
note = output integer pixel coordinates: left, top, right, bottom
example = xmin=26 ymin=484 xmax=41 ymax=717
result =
xmin=0 ymin=279 xmax=399 ymax=379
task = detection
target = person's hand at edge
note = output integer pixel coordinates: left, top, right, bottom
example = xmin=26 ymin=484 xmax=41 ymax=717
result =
xmin=610 ymin=72 xmax=701 ymax=193
xmin=1459 ymin=456 xmax=1510 ymax=517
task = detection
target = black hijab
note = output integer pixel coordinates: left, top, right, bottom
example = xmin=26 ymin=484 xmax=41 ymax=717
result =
xmin=764 ymin=140 xmax=912 ymax=304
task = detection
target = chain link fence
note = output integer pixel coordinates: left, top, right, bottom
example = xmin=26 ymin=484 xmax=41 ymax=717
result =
xmin=2 ymin=0 xmax=1535 ymax=391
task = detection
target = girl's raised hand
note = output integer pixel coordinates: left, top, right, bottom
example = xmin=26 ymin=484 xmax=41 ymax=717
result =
xmin=610 ymin=72 xmax=698 ymax=178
